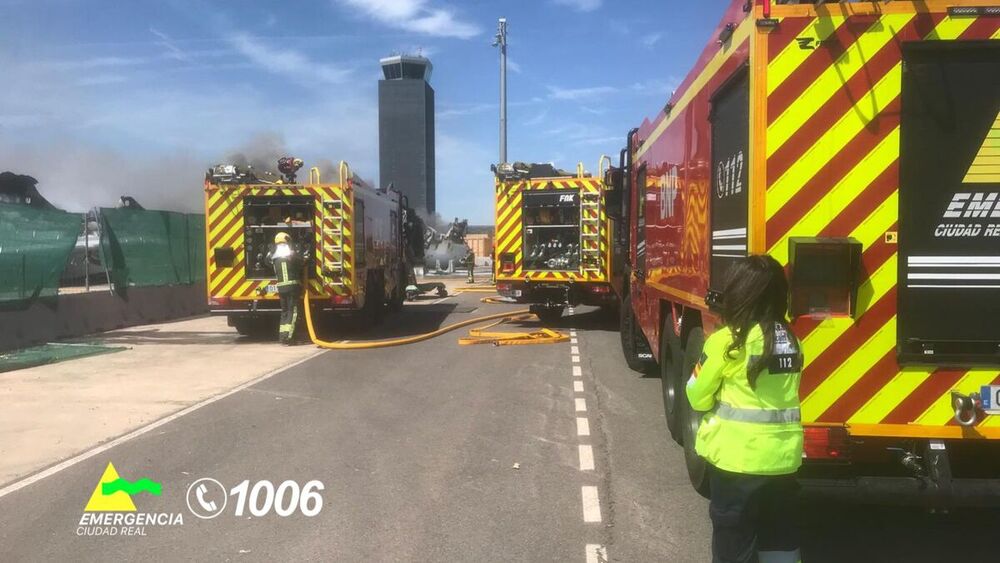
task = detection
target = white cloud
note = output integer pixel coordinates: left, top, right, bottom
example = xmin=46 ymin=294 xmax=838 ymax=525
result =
xmin=335 ymin=0 xmax=480 ymax=39
xmin=546 ymin=85 xmax=617 ymax=101
xmin=552 ymin=0 xmax=602 ymax=13
xmin=641 ymin=32 xmax=663 ymax=48
xmin=522 ymin=109 xmax=548 ymax=127
xmin=438 ymin=103 xmax=494 ymax=119
xmin=506 ymin=57 xmax=522 ymax=74
xmin=149 ymin=27 xmax=189 ymax=62
xmin=631 ymin=77 xmax=680 ymax=97
xmin=226 ymin=32 xmax=354 ymax=85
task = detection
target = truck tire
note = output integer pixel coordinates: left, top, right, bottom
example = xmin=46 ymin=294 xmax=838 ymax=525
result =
xmin=231 ymin=317 xmax=274 ymax=340
xmin=660 ymin=315 xmax=683 ymax=444
xmin=388 ymin=270 xmax=405 ymax=312
xmin=680 ymin=326 xmax=710 ymax=498
xmin=536 ymin=306 xmax=564 ymax=324
xmin=619 ymin=294 xmax=654 ymax=373
xmin=361 ymin=272 xmax=385 ymax=324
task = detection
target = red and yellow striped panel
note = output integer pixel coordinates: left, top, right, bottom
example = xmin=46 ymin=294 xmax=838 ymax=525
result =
xmin=205 ymin=184 xmax=353 ymax=300
xmin=494 ymin=178 xmax=611 ymax=283
xmin=760 ymin=5 xmax=1000 ymax=438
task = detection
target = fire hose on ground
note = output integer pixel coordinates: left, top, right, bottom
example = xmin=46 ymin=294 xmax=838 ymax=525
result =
xmin=302 ymin=289 xmax=567 ymax=349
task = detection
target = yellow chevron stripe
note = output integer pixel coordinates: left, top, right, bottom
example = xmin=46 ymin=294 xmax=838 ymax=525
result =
xmin=965 ymin=111 xmax=1000 ymax=183
xmin=801 ymin=253 xmax=896 ymax=369
xmin=767 ymin=16 xmax=848 ymax=96
xmin=915 ymin=369 xmax=1000 ymax=426
xmin=848 ymin=367 xmax=930 ymax=425
xmin=636 ymin=17 xmax=753 ymax=160
xmin=802 ymin=317 xmax=897 ymax=421
xmin=770 ymin=128 xmax=900 ymax=264
xmin=768 ymin=14 xmax=913 ymax=157
xmin=767 ymin=65 xmax=902 ymax=218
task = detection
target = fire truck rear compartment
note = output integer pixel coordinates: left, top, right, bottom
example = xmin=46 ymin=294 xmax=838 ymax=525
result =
xmin=897 ymin=41 xmax=1000 ymax=365
xmin=522 ymin=189 xmax=581 ymax=271
xmin=242 ymin=195 xmax=315 ymax=280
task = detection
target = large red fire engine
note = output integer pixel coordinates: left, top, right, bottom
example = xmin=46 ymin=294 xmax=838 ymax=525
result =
xmin=609 ymin=0 xmax=1000 ymax=503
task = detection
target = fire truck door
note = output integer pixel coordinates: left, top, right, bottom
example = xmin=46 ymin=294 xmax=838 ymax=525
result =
xmin=898 ymin=42 xmax=1000 ymax=364
xmin=708 ymin=68 xmax=750 ymax=294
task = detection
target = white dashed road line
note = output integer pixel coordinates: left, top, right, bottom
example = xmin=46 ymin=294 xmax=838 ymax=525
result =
xmin=568 ymin=319 xmax=606 ymax=560
xmin=578 ymin=445 xmax=595 ymax=471
xmin=586 ymin=544 xmax=608 ymax=563
xmin=581 ymin=486 xmax=602 ymax=522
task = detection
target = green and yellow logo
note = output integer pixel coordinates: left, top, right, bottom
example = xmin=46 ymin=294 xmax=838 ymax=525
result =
xmin=84 ymin=462 xmax=162 ymax=512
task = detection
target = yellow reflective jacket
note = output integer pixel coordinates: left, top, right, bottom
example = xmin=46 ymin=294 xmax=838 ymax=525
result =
xmin=685 ymin=323 xmax=803 ymax=476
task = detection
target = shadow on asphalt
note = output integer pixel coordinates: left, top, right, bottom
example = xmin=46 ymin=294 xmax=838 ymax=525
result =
xmin=312 ymin=303 xmax=461 ymax=341
xmin=548 ymin=308 xmax=619 ymax=333
xmin=799 ymin=503 xmax=1000 ymax=562
xmin=94 ymin=329 xmax=240 ymax=346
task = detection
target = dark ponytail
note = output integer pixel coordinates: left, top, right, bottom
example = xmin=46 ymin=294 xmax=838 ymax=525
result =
xmin=720 ymin=255 xmax=790 ymax=389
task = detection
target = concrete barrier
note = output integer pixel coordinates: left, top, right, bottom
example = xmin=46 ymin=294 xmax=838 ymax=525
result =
xmin=0 ymin=284 xmax=207 ymax=352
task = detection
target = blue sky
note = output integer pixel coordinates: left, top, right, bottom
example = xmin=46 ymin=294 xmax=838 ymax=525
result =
xmin=0 ymin=0 xmax=725 ymax=222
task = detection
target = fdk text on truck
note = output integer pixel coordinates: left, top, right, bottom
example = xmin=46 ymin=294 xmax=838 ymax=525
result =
xmin=493 ymin=161 xmax=618 ymax=322
xmin=611 ymin=0 xmax=1000 ymax=504
xmin=204 ymin=161 xmax=408 ymax=335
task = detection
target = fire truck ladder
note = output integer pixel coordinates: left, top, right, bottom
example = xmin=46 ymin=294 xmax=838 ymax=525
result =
xmin=580 ymin=190 xmax=601 ymax=274
xmin=321 ymin=198 xmax=346 ymax=285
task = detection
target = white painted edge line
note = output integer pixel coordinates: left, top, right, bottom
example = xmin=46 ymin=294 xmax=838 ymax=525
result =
xmin=581 ymin=486 xmax=602 ymax=522
xmin=578 ymin=445 xmax=595 ymax=471
xmin=570 ymin=337 xmax=578 ymax=344
xmin=573 ymin=381 xmax=584 ymax=393
xmin=569 ymin=330 xmax=577 ymax=337
xmin=573 ymin=366 xmax=583 ymax=377
xmin=575 ymin=398 xmax=587 ymax=412
xmin=586 ymin=544 xmax=608 ymax=563
xmin=571 ymin=346 xmax=580 ymax=355
xmin=576 ymin=417 xmax=590 ymax=436
xmin=0 ymin=350 xmax=326 ymax=499
xmin=572 ymin=355 xmax=581 ymax=363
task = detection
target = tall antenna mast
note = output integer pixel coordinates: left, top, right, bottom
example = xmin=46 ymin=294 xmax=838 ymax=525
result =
xmin=493 ymin=17 xmax=508 ymax=164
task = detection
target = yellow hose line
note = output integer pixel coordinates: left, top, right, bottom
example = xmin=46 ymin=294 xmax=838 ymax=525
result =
xmin=303 ymin=290 xmax=532 ymax=349
xmin=458 ymin=314 xmax=569 ymax=346
xmin=480 ymin=296 xmax=513 ymax=305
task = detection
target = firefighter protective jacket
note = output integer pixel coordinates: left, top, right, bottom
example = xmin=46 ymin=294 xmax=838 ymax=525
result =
xmin=686 ymin=323 xmax=803 ymax=475
xmin=271 ymin=245 xmax=303 ymax=295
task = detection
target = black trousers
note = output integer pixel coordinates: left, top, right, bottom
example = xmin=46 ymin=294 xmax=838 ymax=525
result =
xmin=278 ymin=288 xmax=301 ymax=344
xmin=709 ymin=465 xmax=800 ymax=563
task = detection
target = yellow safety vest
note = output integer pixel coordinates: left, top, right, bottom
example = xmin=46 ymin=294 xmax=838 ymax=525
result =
xmin=685 ymin=324 xmax=803 ymax=476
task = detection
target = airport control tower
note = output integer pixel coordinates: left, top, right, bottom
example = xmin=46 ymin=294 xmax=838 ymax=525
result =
xmin=378 ymin=55 xmax=436 ymax=215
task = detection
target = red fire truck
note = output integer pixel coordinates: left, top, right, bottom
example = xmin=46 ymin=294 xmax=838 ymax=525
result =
xmin=610 ymin=0 xmax=1000 ymax=503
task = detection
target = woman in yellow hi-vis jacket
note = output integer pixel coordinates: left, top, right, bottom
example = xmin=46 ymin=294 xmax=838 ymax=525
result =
xmin=685 ymin=255 xmax=803 ymax=563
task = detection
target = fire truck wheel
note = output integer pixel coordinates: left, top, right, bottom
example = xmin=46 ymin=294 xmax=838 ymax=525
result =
xmin=535 ymin=306 xmax=564 ymax=324
xmin=680 ymin=327 xmax=710 ymax=498
xmin=361 ymin=272 xmax=385 ymax=324
xmin=388 ymin=272 xmax=406 ymax=312
xmin=231 ymin=317 xmax=275 ymax=340
xmin=660 ymin=316 xmax=683 ymax=445
xmin=619 ymin=294 xmax=652 ymax=373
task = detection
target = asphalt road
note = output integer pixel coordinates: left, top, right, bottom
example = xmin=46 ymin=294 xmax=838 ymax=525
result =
xmin=1 ymin=291 xmax=998 ymax=562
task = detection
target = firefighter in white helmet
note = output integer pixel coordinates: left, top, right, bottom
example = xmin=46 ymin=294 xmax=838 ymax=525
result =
xmin=686 ymin=255 xmax=804 ymax=563
xmin=269 ymin=232 xmax=303 ymax=344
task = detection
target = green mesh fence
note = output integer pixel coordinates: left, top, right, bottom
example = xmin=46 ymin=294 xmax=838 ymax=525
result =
xmin=0 ymin=204 xmax=82 ymax=303
xmin=99 ymin=209 xmax=206 ymax=288
xmin=0 ymin=342 xmax=126 ymax=373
